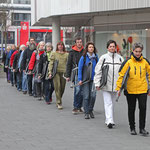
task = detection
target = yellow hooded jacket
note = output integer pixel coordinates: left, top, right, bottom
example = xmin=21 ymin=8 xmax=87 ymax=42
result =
xmin=116 ymin=54 xmax=150 ymax=94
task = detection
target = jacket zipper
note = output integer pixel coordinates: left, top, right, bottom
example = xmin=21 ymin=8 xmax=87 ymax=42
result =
xmin=134 ymin=66 xmax=136 ymax=75
xmin=112 ymin=53 xmax=114 ymax=92
xmin=140 ymin=66 xmax=142 ymax=78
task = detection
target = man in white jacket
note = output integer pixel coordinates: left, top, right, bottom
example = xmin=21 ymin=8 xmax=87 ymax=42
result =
xmin=94 ymin=40 xmax=124 ymax=129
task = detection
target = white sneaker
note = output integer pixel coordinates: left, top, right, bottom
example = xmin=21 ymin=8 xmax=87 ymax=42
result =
xmin=57 ymin=104 xmax=63 ymax=109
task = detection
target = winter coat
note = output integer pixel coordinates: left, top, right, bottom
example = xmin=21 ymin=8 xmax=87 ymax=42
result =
xmin=66 ymin=45 xmax=84 ymax=78
xmin=13 ymin=51 xmax=21 ymax=71
xmin=21 ymin=47 xmax=35 ymax=70
xmin=2 ymin=51 xmax=7 ymax=72
xmin=18 ymin=51 xmax=24 ymax=70
xmin=38 ymin=52 xmax=51 ymax=79
xmin=48 ymin=51 xmax=68 ymax=74
xmin=116 ymin=53 xmax=150 ymax=94
xmin=78 ymin=54 xmax=99 ymax=81
xmin=28 ymin=50 xmax=45 ymax=70
xmin=94 ymin=51 xmax=124 ymax=92
xmin=5 ymin=49 xmax=15 ymax=67
xmin=10 ymin=50 xmax=18 ymax=67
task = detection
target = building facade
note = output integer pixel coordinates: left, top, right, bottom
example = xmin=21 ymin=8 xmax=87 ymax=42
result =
xmin=31 ymin=0 xmax=150 ymax=58
xmin=0 ymin=0 xmax=31 ymax=49
xmin=0 ymin=0 xmax=53 ymax=53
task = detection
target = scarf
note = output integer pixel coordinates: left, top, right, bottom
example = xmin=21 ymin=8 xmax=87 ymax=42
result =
xmin=87 ymin=52 xmax=96 ymax=61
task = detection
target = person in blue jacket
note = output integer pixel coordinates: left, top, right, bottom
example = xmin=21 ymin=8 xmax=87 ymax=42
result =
xmin=78 ymin=42 xmax=99 ymax=119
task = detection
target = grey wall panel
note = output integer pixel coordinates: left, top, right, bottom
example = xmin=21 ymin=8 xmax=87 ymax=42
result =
xmin=90 ymin=0 xmax=150 ymax=12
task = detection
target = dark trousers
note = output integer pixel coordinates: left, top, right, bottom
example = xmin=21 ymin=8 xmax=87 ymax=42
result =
xmin=27 ymin=74 xmax=33 ymax=94
xmin=16 ymin=71 xmax=22 ymax=90
xmin=10 ymin=70 xmax=17 ymax=86
xmin=10 ymin=69 xmax=14 ymax=85
xmin=5 ymin=68 xmax=8 ymax=81
xmin=43 ymin=79 xmax=54 ymax=102
xmin=34 ymin=82 xmax=42 ymax=97
xmin=126 ymin=93 xmax=147 ymax=130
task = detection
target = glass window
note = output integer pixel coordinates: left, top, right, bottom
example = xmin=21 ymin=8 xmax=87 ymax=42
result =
xmin=95 ymin=30 xmax=147 ymax=58
xmin=12 ymin=13 xmax=31 ymax=26
xmin=0 ymin=31 xmax=15 ymax=44
xmin=30 ymin=32 xmax=44 ymax=43
xmin=45 ymin=32 xmax=52 ymax=43
xmin=30 ymin=32 xmax=52 ymax=44
xmin=0 ymin=0 xmax=11 ymax=3
xmin=13 ymin=0 xmax=31 ymax=4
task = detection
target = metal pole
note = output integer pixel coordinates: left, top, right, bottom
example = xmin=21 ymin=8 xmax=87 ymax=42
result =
xmin=43 ymin=28 xmax=48 ymax=43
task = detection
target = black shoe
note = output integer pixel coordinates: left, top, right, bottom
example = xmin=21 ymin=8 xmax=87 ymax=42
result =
xmin=23 ymin=91 xmax=27 ymax=94
xmin=139 ymin=129 xmax=149 ymax=136
xmin=107 ymin=123 xmax=113 ymax=129
xmin=85 ymin=114 xmax=90 ymax=119
xmin=77 ymin=108 xmax=84 ymax=114
xmin=33 ymin=94 xmax=37 ymax=98
xmin=72 ymin=108 xmax=78 ymax=115
xmin=130 ymin=129 xmax=137 ymax=135
xmin=29 ymin=93 xmax=32 ymax=96
xmin=89 ymin=111 xmax=95 ymax=118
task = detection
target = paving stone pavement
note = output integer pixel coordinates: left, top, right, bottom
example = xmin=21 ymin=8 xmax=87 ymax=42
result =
xmin=0 ymin=75 xmax=150 ymax=150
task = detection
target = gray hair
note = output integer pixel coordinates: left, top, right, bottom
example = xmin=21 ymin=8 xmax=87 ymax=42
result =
xmin=133 ymin=43 xmax=143 ymax=51
xmin=45 ymin=42 xmax=53 ymax=50
xmin=7 ymin=45 xmax=11 ymax=50
xmin=37 ymin=41 xmax=45 ymax=50
xmin=20 ymin=44 xmax=26 ymax=50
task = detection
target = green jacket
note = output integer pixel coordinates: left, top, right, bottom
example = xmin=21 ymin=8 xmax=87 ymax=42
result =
xmin=48 ymin=51 xmax=68 ymax=74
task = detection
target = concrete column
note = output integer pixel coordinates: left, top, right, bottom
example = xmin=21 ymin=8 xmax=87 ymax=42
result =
xmin=146 ymin=30 xmax=150 ymax=60
xmin=52 ymin=17 xmax=60 ymax=51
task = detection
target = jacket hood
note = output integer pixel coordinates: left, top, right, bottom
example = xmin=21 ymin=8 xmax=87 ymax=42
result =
xmin=72 ymin=45 xmax=84 ymax=52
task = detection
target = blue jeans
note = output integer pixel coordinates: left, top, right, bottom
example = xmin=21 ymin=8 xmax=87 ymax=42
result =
xmin=22 ymin=72 xmax=28 ymax=92
xmin=73 ymin=75 xmax=83 ymax=109
xmin=82 ymin=81 xmax=96 ymax=114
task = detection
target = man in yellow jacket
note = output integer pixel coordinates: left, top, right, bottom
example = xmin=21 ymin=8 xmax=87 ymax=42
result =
xmin=116 ymin=43 xmax=150 ymax=136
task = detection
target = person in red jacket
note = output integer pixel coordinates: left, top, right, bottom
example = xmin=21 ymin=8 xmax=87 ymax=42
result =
xmin=10 ymin=45 xmax=19 ymax=87
xmin=28 ymin=41 xmax=45 ymax=98
xmin=10 ymin=47 xmax=19 ymax=67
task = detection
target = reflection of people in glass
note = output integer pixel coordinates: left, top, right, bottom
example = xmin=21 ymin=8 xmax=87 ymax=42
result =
xmin=46 ymin=33 xmax=52 ymax=43
xmin=116 ymin=43 xmax=150 ymax=136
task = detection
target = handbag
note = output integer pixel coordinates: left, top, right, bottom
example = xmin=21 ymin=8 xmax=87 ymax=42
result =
xmin=51 ymin=59 xmax=59 ymax=78
xmin=100 ymin=59 xmax=109 ymax=88
xmin=82 ymin=61 xmax=92 ymax=82
xmin=70 ymin=66 xmax=78 ymax=82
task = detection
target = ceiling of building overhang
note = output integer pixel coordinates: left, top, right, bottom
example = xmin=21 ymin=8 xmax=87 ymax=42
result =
xmin=33 ymin=8 xmax=150 ymax=28
xmin=33 ymin=13 xmax=94 ymax=27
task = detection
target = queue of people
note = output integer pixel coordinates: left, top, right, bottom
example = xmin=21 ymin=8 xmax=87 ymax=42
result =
xmin=2 ymin=38 xmax=150 ymax=137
